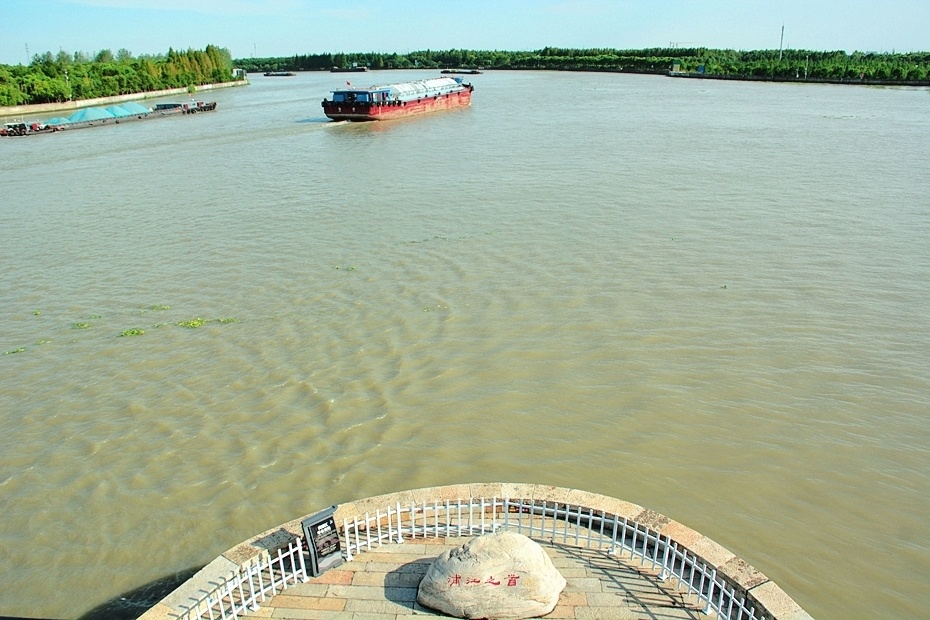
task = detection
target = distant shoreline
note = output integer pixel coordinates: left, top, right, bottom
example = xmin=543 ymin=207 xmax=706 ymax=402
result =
xmin=248 ymin=65 xmax=930 ymax=88
xmin=238 ymin=46 xmax=929 ymax=85
xmin=492 ymin=66 xmax=930 ymax=87
xmin=664 ymin=70 xmax=930 ymax=87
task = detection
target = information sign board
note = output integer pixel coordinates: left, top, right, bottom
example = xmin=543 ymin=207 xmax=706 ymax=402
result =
xmin=301 ymin=505 xmax=343 ymax=577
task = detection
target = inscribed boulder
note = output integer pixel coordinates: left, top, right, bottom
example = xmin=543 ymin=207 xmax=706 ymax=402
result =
xmin=416 ymin=530 xmax=565 ymax=619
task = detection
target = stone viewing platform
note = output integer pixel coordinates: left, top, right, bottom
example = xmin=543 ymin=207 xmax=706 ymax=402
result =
xmin=231 ymin=537 xmax=708 ymax=619
xmin=139 ymin=483 xmax=812 ymax=620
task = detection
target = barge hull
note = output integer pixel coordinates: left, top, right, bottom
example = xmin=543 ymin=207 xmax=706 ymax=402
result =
xmin=322 ymin=87 xmax=472 ymax=122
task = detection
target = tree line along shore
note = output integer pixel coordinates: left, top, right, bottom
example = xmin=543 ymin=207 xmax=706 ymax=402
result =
xmin=240 ymin=47 xmax=930 ymax=84
xmin=0 ymin=45 xmax=237 ymax=107
xmin=3 ymin=45 xmax=928 ymax=108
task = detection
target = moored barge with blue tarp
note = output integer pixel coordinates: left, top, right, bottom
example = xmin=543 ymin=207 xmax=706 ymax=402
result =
xmin=321 ymin=76 xmax=474 ymax=121
xmin=1 ymin=100 xmax=216 ymax=137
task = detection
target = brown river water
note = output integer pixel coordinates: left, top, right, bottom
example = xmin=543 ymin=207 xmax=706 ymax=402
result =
xmin=1 ymin=71 xmax=928 ymax=619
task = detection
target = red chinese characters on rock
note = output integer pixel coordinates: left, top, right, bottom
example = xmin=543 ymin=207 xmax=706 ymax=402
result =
xmin=447 ymin=574 xmax=521 ymax=587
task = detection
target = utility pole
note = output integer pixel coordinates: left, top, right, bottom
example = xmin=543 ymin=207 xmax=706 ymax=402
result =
xmin=779 ymin=25 xmax=784 ymax=60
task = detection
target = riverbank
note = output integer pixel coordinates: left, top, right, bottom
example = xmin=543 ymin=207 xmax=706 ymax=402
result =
xmin=0 ymin=79 xmax=247 ymax=120
xmin=245 ymin=64 xmax=930 ymax=88
xmin=235 ymin=46 xmax=930 ymax=85
xmin=507 ymin=66 xmax=930 ymax=87
xmin=667 ymin=71 xmax=930 ymax=87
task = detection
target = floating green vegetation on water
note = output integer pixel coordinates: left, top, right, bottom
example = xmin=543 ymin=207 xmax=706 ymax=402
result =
xmin=177 ymin=318 xmax=209 ymax=328
xmin=120 ymin=329 xmax=145 ymax=337
xmin=335 ymin=265 xmax=356 ymax=270
xmin=73 ymin=322 xmax=91 ymax=329
xmin=88 ymin=314 xmax=102 ymax=319
xmin=4 ymin=347 xmax=26 ymax=355
xmin=152 ymin=323 xmax=169 ymax=328
xmin=150 ymin=305 xmax=170 ymax=311
xmin=36 ymin=339 xmax=51 ymax=345
xmin=408 ymin=233 xmax=485 ymax=245
xmin=216 ymin=317 xmax=239 ymax=324
xmin=33 ymin=310 xmax=41 ymax=316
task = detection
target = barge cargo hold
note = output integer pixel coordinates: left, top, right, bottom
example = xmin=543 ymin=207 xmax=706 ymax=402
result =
xmin=321 ymin=76 xmax=474 ymax=122
xmin=153 ymin=100 xmax=217 ymax=114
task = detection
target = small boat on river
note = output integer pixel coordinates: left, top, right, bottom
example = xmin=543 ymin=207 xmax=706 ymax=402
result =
xmin=321 ymin=76 xmax=474 ymax=122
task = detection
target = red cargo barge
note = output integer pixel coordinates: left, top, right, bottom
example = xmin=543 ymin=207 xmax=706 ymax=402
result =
xmin=321 ymin=76 xmax=474 ymax=122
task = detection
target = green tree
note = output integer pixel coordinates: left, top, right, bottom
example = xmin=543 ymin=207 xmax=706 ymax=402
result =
xmin=95 ymin=49 xmax=115 ymax=63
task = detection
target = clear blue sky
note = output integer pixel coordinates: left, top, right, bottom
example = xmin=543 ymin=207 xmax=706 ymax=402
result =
xmin=1 ymin=0 xmax=926 ymax=65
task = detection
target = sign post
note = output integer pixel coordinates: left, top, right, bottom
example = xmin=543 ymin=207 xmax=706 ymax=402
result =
xmin=301 ymin=505 xmax=343 ymax=577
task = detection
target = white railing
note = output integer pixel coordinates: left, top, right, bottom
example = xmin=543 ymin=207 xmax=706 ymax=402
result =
xmin=176 ymin=538 xmax=308 ymax=620
xmin=342 ymin=497 xmax=772 ymax=620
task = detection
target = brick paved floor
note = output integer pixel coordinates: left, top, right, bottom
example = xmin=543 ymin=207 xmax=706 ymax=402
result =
xmin=239 ymin=537 xmax=709 ymax=619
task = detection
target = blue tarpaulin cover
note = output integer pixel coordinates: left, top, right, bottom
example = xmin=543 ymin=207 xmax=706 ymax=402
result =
xmin=67 ymin=107 xmax=115 ymax=123
xmin=120 ymin=102 xmax=152 ymax=114
xmin=105 ymin=105 xmax=134 ymax=118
